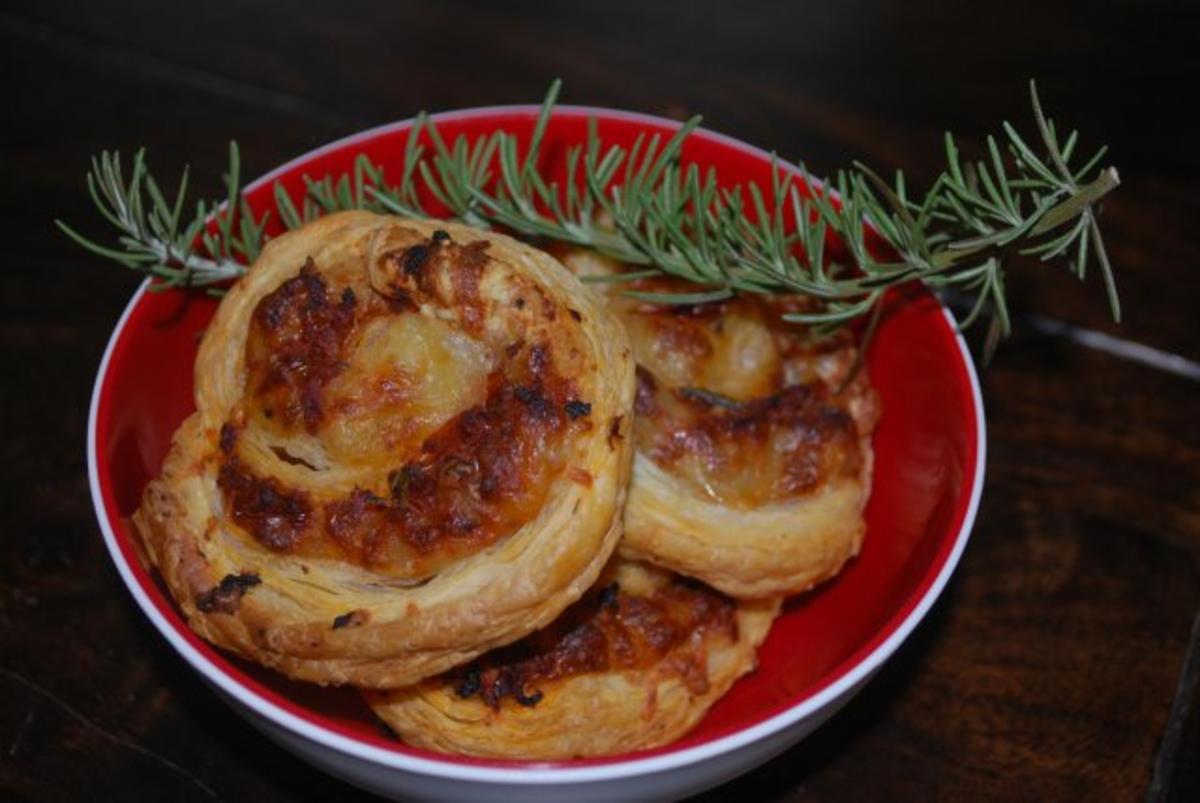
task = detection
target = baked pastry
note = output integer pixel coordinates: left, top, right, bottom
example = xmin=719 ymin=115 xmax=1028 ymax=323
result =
xmin=133 ymin=211 xmax=635 ymax=687
xmin=562 ymin=251 xmax=880 ymax=598
xmin=366 ymin=559 xmax=778 ymax=759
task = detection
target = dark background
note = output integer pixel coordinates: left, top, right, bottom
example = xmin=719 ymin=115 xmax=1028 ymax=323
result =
xmin=2 ymin=0 xmax=1199 ymax=800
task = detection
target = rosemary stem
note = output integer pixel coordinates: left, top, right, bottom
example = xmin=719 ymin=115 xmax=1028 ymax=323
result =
xmin=59 ymin=80 xmax=1121 ymax=338
xmin=932 ymin=167 xmax=1120 ymax=270
xmin=1029 ymin=167 xmax=1120 ymax=236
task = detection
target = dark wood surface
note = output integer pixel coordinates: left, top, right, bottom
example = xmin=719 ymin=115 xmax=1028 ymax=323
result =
xmin=3 ymin=1 xmax=1199 ymax=800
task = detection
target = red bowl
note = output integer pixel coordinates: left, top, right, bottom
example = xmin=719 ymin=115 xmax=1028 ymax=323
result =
xmin=87 ymin=106 xmax=984 ymax=801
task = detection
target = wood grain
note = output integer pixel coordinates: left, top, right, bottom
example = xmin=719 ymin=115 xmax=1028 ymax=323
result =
xmin=1 ymin=1 xmax=1197 ymax=799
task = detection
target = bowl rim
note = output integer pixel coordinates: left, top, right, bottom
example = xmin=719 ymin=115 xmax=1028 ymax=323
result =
xmin=87 ymin=103 xmax=987 ymax=785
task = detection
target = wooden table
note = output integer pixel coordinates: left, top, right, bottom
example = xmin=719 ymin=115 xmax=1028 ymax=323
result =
xmin=2 ymin=1 xmax=1198 ymax=799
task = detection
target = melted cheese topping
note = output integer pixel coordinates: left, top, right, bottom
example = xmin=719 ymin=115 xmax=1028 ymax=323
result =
xmin=564 ymin=250 xmax=877 ymax=509
xmin=440 ymin=562 xmax=737 ymax=709
xmin=221 ymin=232 xmax=593 ymax=578
xmin=319 ymin=313 xmax=494 ymax=465
xmin=620 ymin=298 xmax=782 ymax=401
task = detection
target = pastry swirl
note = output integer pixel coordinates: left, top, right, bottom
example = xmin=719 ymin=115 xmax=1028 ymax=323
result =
xmin=563 ymin=250 xmax=880 ymax=598
xmin=366 ymin=559 xmax=778 ymax=759
xmin=134 ymin=211 xmax=635 ymax=687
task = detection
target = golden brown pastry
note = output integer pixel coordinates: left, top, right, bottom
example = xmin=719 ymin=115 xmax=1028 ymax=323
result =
xmin=134 ymin=211 xmax=635 ymax=688
xmin=562 ymin=250 xmax=880 ymax=599
xmin=366 ymin=559 xmax=778 ymax=759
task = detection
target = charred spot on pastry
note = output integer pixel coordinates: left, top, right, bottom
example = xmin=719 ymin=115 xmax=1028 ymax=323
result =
xmin=218 ymin=458 xmax=312 ymax=551
xmin=245 ymin=259 xmax=359 ymax=433
xmin=196 ymin=572 xmax=261 ymax=614
xmin=400 ymin=244 xmax=430 ymax=276
xmin=431 ymin=229 xmax=451 ymax=245
xmin=564 ymin=400 xmax=591 ymax=419
xmin=332 ymin=609 xmax=368 ymax=630
xmin=514 ymin=686 xmax=544 ymax=707
xmin=568 ymin=308 xmax=582 ymax=322
xmin=388 ymin=464 xmax=429 ymax=503
xmin=513 ymin=386 xmax=539 ymax=404
xmin=259 ymin=259 xmax=319 ymax=331
xmin=514 ymin=385 xmax=554 ymax=419
xmin=262 ymin=297 xmax=284 ymax=330
xmin=437 ymin=456 xmax=476 ymax=483
xmin=270 ymin=445 xmax=319 ymax=471
xmin=454 ymin=666 xmax=481 ymax=699
xmin=219 ymin=423 xmax=238 ymax=453
xmin=514 ymin=296 xmax=526 ymax=309
xmin=449 ymin=511 xmax=479 ymax=532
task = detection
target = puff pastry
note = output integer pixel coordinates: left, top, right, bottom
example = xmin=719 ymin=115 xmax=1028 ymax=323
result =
xmin=562 ymin=250 xmax=880 ymax=598
xmin=366 ymin=559 xmax=778 ymax=759
xmin=134 ymin=211 xmax=635 ymax=688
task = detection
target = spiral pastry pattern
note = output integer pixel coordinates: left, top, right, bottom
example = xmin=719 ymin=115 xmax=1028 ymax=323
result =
xmin=134 ymin=212 xmax=636 ymax=688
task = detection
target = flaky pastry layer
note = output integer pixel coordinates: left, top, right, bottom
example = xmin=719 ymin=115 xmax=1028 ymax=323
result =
xmin=366 ymin=560 xmax=778 ymax=759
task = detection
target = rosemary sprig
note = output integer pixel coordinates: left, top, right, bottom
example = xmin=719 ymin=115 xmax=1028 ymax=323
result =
xmin=57 ymin=80 xmax=1120 ymax=336
xmin=56 ymin=143 xmax=264 ymax=291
